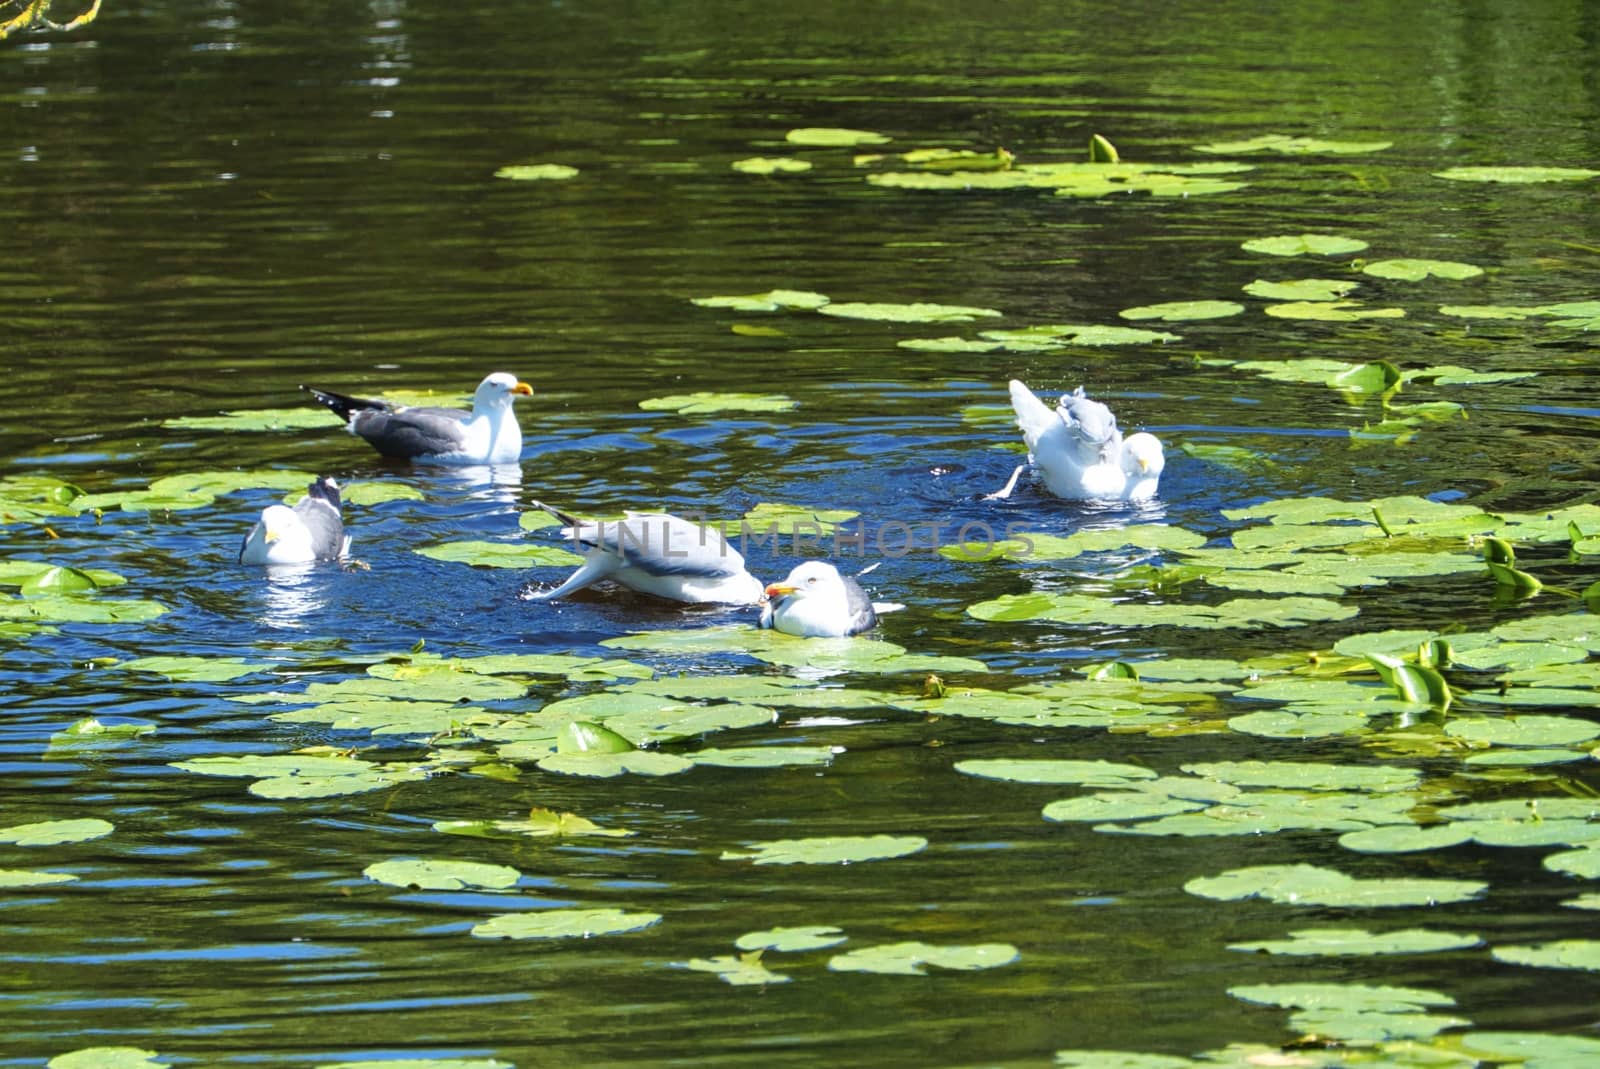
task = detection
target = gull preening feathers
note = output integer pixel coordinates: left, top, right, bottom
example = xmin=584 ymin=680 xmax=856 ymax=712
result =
xmin=525 ymin=501 xmax=764 ymax=605
xmin=301 ymin=372 xmax=534 ymax=465
xmin=759 ymin=561 xmax=880 ymax=637
xmin=991 ymin=380 xmax=1164 ymax=503
xmin=239 ymin=475 xmax=350 ymax=565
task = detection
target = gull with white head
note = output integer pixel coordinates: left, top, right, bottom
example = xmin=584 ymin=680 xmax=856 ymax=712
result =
xmin=989 ymin=380 xmax=1165 ymax=503
xmin=301 ymin=372 xmax=534 ymax=465
xmin=239 ymin=475 xmax=350 ymax=565
xmin=759 ymin=561 xmax=880 ymax=637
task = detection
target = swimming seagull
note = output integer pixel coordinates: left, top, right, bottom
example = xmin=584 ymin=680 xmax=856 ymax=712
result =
xmin=989 ymin=380 xmax=1165 ymax=503
xmin=759 ymin=561 xmax=879 ymax=637
xmin=239 ymin=475 xmax=351 ymax=565
xmin=524 ymin=501 xmax=764 ymax=605
xmin=301 ymin=372 xmax=534 ymax=465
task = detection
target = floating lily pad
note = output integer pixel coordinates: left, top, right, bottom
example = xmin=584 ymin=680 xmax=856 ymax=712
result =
xmin=689 ymin=745 xmax=834 ymax=768
xmin=171 ymin=752 xmax=427 ymax=799
xmin=1492 ymin=940 xmax=1600 ymax=972
xmin=828 ymin=941 xmax=1018 ymax=975
xmin=638 ymin=391 xmax=799 ymax=414
xmin=1243 ymin=278 xmax=1358 ymax=302
xmin=116 ymin=655 xmax=274 ymax=682
xmin=977 ymin=323 xmax=1180 ymax=346
xmin=495 ymin=163 xmax=579 ymax=180
xmin=819 ymin=301 xmax=1003 ymax=323
xmin=319 ymin=1061 xmax=512 ymax=1069
xmin=955 ymin=758 xmax=1159 ymax=786
xmin=786 ymin=127 xmax=890 ymax=147
xmin=732 ymin=501 xmax=859 ymax=537
xmin=1229 ymin=927 xmax=1481 ymax=957
xmin=363 ymin=858 xmax=522 ymax=891
xmin=1181 ymin=760 xmax=1419 ymax=793
xmin=731 ymin=156 xmax=812 ymax=175
xmin=48 ymin=1050 xmax=171 ymax=1069
xmin=681 ymin=952 xmax=791 ymax=985
xmin=432 ymin=807 xmax=633 ymax=840
xmin=0 ymin=818 xmax=114 ymax=846
xmin=1433 ymin=165 xmax=1600 ymax=183
xmin=1445 ymin=715 xmax=1600 ymax=748
xmin=415 ymin=540 xmax=584 ymax=568
xmin=967 ymin=591 xmax=1357 ymax=630
xmin=736 ymin=925 xmax=848 ymax=952
xmin=471 ymin=907 xmax=661 ymax=940
xmin=164 ymin=407 xmax=335 ymax=433
xmin=691 ymin=289 xmax=831 ymax=311
xmin=0 ymin=868 xmax=78 ymax=888
xmin=1195 ymin=134 xmax=1392 ymax=155
xmin=722 ymin=834 xmax=927 ymax=865
xmin=1186 ymin=864 xmax=1486 ymax=907
xmin=1242 ymin=234 xmax=1370 ymax=257
xmin=1263 ymin=300 xmax=1406 ymax=321
xmin=1119 ymin=300 xmax=1244 ymax=322
xmin=1361 ymin=258 xmax=1484 ymax=281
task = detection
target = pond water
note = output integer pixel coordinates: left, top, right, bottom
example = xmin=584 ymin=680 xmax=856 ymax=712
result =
xmin=7 ymin=2 xmax=1600 ymax=1066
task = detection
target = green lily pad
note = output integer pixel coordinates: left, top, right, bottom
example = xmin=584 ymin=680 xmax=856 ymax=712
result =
xmin=681 ymin=952 xmax=791 ymax=985
xmin=164 ymin=407 xmax=336 ymax=432
xmin=0 ymin=868 xmax=79 ymax=888
xmin=731 ymin=156 xmax=813 ymax=175
xmin=818 ymin=301 xmax=1003 ymax=323
xmin=1445 ymin=715 xmax=1600 ymax=748
xmin=1361 ymin=258 xmax=1484 ymax=281
xmin=1195 ymin=134 xmax=1392 ymax=155
xmin=1119 ymin=300 xmax=1244 ymax=322
xmin=1243 ymin=278 xmax=1358 ymax=302
xmin=689 ymin=745 xmax=835 ymax=768
xmin=48 ymin=1049 xmax=171 ymax=1069
xmin=978 ymin=323 xmax=1180 ymax=346
xmin=0 ymin=818 xmax=114 ymax=846
xmin=471 ymin=907 xmax=661 ymax=940
xmin=967 ymin=591 xmax=1357 ymax=630
xmin=1241 ymin=234 xmax=1370 ymax=257
xmin=318 ymin=1062 xmax=511 ymax=1069
xmin=1181 ymin=760 xmax=1419 ymax=793
xmin=116 ymin=655 xmax=274 ymax=682
xmin=722 ymin=834 xmax=927 ymax=865
xmin=736 ymin=925 xmax=848 ymax=952
xmin=535 ymin=749 xmax=695 ymax=778
xmin=691 ymin=289 xmax=831 ymax=311
xmin=495 ymin=163 xmax=579 ymax=180
xmin=1492 ymin=940 xmax=1600 ymax=972
xmin=734 ymin=501 xmax=859 ymax=535
xmin=432 ymin=807 xmax=633 ymax=840
xmin=1459 ymin=1032 xmax=1600 ymax=1064
xmin=1434 ymin=165 xmax=1600 ymax=183
xmin=1186 ymin=863 xmax=1486 ymax=907
xmin=786 ymin=127 xmax=890 ymax=147
xmin=828 ymin=941 xmax=1018 ymax=975
xmin=955 ymin=758 xmax=1159 ymax=786
xmin=362 ymin=858 xmax=521 ymax=891
xmin=638 ymin=391 xmax=799 ymax=414
xmin=172 ymin=752 xmax=427 ymax=799
xmin=1052 ymin=1055 xmax=1196 ymax=1069
xmin=1229 ymin=927 xmax=1481 ymax=957
xmin=1337 ymin=825 xmax=1475 ymax=854
xmin=414 ymin=540 xmax=585 ymax=568
xmin=1263 ymin=300 xmax=1406 ymax=321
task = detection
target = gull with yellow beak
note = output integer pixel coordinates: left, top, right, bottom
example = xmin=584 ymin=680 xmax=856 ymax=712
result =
xmin=239 ymin=475 xmax=350 ymax=565
xmin=989 ymin=380 xmax=1165 ymax=503
xmin=301 ymin=372 xmax=534 ymax=465
xmin=759 ymin=561 xmax=879 ymax=637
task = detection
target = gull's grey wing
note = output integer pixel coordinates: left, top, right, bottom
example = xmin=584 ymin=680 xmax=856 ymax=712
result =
xmin=348 ymin=406 xmax=470 ymax=459
xmin=1059 ymin=388 xmax=1121 ymax=463
xmin=571 ymin=513 xmax=749 ymax=579
xmin=841 ymin=574 xmax=878 ymax=634
xmin=292 ymin=495 xmax=346 ymax=559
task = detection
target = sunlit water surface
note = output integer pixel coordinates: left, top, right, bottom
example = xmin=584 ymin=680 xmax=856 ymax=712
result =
xmin=5 ymin=1 xmax=1600 ymax=1065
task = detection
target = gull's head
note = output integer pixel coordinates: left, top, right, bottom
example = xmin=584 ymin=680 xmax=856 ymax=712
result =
xmin=260 ymin=504 xmax=300 ymax=545
xmin=764 ymin=560 xmax=846 ymax=605
xmin=475 ymin=372 xmax=535 ymax=408
xmin=242 ymin=504 xmax=316 ymax=565
xmin=1123 ymin=432 xmax=1165 ymax=477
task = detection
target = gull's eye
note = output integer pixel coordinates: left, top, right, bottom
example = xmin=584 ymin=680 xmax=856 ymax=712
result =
xmin=806 ymin=576 xmax=817 ymax=586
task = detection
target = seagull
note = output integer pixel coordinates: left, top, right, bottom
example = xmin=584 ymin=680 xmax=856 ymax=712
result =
xmin=759 ymin=561 xmax=879 ymax=637
xmin=239 ymin=476 xmax=350 ymax=565
xmin=525 ymin=501 xmax=764 ymax=605
xmin=989 ymin=380 xmax=1164 ymax=503
xmin=301 ymin=372 xmax=534 ymax=465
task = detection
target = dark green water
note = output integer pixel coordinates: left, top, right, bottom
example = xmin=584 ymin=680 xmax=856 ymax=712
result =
xmin=6 ymin=2 xmax=1600 ymax=1065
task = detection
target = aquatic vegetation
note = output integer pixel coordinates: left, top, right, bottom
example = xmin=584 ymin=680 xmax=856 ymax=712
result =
xmin=828 ymin=941 xmax=1019 ymax=975
xmin=637 ymin=391 xmax=799 ymax=413
xmin=1194 ymin=134 xmax=1393 ymax=155
xmin=493 ymin=163 xmax=579 ymax=180
xmin=730 ymin=156 xmax=812 ymax=175
xmin=471 ymin=907 xmax=662 ymax=940
xmin=1433 ymin=165 xmax=1600 ymax=183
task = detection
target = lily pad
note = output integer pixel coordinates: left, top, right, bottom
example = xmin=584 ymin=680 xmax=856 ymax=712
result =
xmin=1229 ymin=927 xmax=1481 ymax=957
xmin=681 ymin=952 xmax=791 ymax=985
xmin=1433 ymin=165 xmax=1600 ymax=183
xmin=736 ymin=925 xmax=848 ymax=952
xmin=1119 ymin=300 xmax=1244 ymax=322
xmin=362 ymin=858 xmax=522 ymax=891
xmin=1242 ymin=234 xmax=1370 ymax=257
xmin=786 ymin=127 xmax=889 ymax=147
xmin=818 ymin=301 xmax=1003 ymax=323
xmin=164 ymin=407 xmax=335 ymax=432
xmin=828 ymin=941 xmax=1018 ymax=975
xmin=1492 ymin=940 xmax=1600 ymax=972
xmin=0 ymin=818 xmax=114 ymax=846
xmin=1243 ymin=278 xmax=1358 ymax=302
xmin=471 ymin=907 xmax=661 ymax=940
xmin=1186 ymin=863 xmax=1486 ymax=907
xmin=955 ymin=758 xmax=1159 ymax=786
xmin=722 ymin=834 xmax=927 ymax=865
xmin=48 ymin=1050 xmax=171 ymax=1069
xmin=731 ymin=156 xmax=813 ymax=175
xmin=1361 ymin=258 xmax=1484 ymax=281
xmin=495 ymin=163 xmax=579 ymax=181
xmin=414 ymin=540 xmax=585 ymax=568
xmin=638 ymin=391 xmax=799 ymax=414
xmin=0 ymin=868 xmax=79 ymax=888
xmin=1195 ymin=134 xmax=1392 ymax=155
xmin=1263 ymin=300 xmax=1406 ymax=321
xmin=432 ymin=807 xmax=633 ymax=840
xmin=116 ymin=655 xmax=274 ymax=682
xmin=691 ymin=289 xmax=831 ymax=312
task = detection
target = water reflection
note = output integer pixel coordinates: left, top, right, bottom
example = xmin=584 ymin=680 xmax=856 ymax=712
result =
xmin=250 ymin=564 xmax=328 ymax=629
